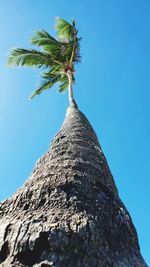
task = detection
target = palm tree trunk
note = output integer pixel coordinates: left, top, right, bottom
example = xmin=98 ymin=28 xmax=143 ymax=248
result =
xmin=0 ymin=107 xmax=147 ymax=267
xmin=67 ymin=70 xmax=78 ymax=109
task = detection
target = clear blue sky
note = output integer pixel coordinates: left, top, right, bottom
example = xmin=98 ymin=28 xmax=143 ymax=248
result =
xmin=0 ymin=0 xmax=149 ymax=264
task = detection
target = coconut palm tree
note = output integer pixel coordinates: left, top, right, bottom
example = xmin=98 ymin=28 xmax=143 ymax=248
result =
xmin=2 ymin=17 xmax=147 ymax=267
xmin=7 ymin=17 xmax=81 ymax=108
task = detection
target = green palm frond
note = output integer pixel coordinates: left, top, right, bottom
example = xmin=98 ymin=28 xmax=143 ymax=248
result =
xmin=31 ymin=30 xmax=69 ymax=63
xmin=30 ymin=74 xmax=61 ymax=99
xmin=59 ymin=77 xmax=69 ymax=92
xmin=31 ymin=30 xmax=59 ymax=48
xmin=55 ymin=17 xmax=76 ymax=40
xmin=42 ymin=65 xmax=63 ymax=79
xmin=59 ymin=74 xmax=75 ymax=93
xmin=7 ymin=48 xmax=55 ymax=67
xmin=31 ymin=30 xmax=58 ymax=44
xmin=7 ymin=17 xmax=81 ymax=100
xmin=58 ymin=38 xmax=81 ymax=64
xmin=69 ymin=37 xmax=81 ymax=64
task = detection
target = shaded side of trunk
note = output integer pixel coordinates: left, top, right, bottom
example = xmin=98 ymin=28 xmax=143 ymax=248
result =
xmin=0 ymin=107 xmax=147 ymax=267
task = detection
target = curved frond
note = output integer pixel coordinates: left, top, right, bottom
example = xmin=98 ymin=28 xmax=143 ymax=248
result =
xmin=59 ymin=74 xmax=75 ymax=93
xmin=55 ymin=17 xmax=76 ymax=40
xmin=7 ymin=48 xmax=55 ymax=67
xmin=31 ymin=30 xmax=69 ymax=64
xmin=42 ymin=65 xmax=63 ymax=79
xmin=69 ymin=37 xmax=81 ymax=64
xmin=30 ymin=74 xmax=61 ymax=99
xmin=32 ymin=30 xmax=57 ymax=41
xmin=59 ymin=77 xmax=69 ymax=92
xmin=31 ymin=30 xmax=59 ymax=47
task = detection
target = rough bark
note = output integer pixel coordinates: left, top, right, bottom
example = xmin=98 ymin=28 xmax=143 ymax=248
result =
xmin=0 ymin=107 xmax=147 ymax=267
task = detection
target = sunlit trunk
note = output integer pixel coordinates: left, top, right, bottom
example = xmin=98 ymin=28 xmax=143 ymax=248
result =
xmin=67 ymin=70 xmax=78 ymax=109
xmin=0 ymin=107 xmax=147 ymax=266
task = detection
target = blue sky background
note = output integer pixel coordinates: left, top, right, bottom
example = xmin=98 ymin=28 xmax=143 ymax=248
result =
xmin=0 ymin=0 xmax=149 ymax=264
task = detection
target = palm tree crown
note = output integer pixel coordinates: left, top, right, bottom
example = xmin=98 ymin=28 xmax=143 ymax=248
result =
xmin=7 ymin=17 xmax=81 ymax=108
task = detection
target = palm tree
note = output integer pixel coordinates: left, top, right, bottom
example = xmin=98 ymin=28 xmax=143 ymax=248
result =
xmin=7 ymin=17 xmax=81 ymax=108
xmin=1 ymin=17 xmax=147 ymax=267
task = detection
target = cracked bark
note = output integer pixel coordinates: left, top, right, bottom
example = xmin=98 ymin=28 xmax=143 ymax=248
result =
xmin=0 ymin=107 xmax=147 ymax=267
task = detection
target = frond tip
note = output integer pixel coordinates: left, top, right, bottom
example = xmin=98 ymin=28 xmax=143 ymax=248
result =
xmin=7 ymin=48 xmax=54 ymax=68
xmin=31 ymin=30 xmax=59 ymax=48
xmin=55 ymin=17 xmax=76 ymax=40
xmin=30 ymin=74 xmax=61 ymax=99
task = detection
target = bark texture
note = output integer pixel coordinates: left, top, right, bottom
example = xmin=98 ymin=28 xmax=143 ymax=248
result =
xmin=0 ymin=107 xmax=147 ymax=267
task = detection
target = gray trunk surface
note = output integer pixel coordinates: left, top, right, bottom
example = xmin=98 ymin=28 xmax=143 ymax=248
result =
xmin=0 ymin=107 xmax=147 ymax=267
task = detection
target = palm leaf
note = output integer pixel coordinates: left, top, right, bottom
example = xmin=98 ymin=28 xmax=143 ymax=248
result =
xmin=59 ymin=74 xmax=75 ymax=93
xmin=69 ymin=37 xmax=81 ymax=64
xmin=30 ymin=74 xmax=61 ymax=99
xmin=31 ymin=30 xmax=59 ymax=47
xmin=7 ymin=48 xmax=54 ymax=67
xmin=59 ymin=77 xmax=69 ymax=92
xmin=32 ymin=31 xmax=69 ymax=64
xmin=32 ymin=30 xmax=58 ymax=42
xmin=42 ymin=65 xmax=63 ymax=79
xmin=55 ymin=17 xmax=76 ymax=40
